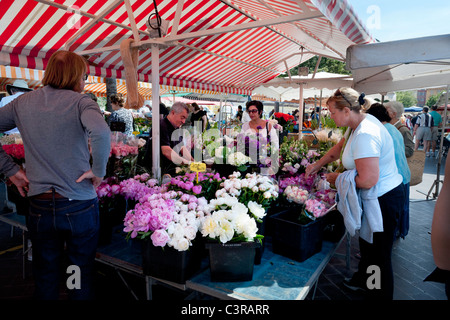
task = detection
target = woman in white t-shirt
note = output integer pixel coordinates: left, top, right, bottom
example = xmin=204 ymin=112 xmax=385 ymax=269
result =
xmin=305 ymin=87 xmax=405 ymax=300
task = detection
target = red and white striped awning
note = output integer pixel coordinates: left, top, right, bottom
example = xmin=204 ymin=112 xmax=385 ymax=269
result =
xmin=0 ymin=65 xmax=219 ymax=98
xmin=1 ymin=0 xmax=374 ymax=95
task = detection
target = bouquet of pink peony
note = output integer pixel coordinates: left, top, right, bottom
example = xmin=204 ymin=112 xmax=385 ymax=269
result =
xmin=96 ymin=177 xmax=123 ymax=211
xmin=303 ymin=198 xmax=329 ymax=220
xmin=123 ymin=190 xmax=212 ymax=251
xmin=279 ymin=172 xmax=317 ymax=193
xmin=283 ymin=185 xmax=309 ymax=204
xmin=314 ymin=188 xmax=336 ymax=207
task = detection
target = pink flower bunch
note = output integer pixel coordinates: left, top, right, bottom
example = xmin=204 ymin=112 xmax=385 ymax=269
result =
xmin=283 ymin=186 xmax=309 ymax=204
xmin=279 ymin=172 xmax=316 ymax=192
xmin=96 ymin=177 xmax=122 ymax=197
xmin=110 ymin=142 xmax=139 ymax=158
xmin=314 ymin=189 xmax=336 ymax=207
xmin=124 ymin=197 xmax=175 ymax=240
xmin=167 ymin=172 xmax=225 ymax=196
xmin=304 ymin=198 xmax=328 ymax=218
xmin=96 ymin=180 xmax=122 ymax=199
xmin=124 ymin=190 xmax=212 ymax=251
xmin=169 ymin=176 xmax=200 ymax=194
xmin=119 ymin=178 xmax=159 ymax=201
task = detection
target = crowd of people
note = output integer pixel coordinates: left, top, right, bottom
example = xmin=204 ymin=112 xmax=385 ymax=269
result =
xmin=304 ymin=87 xmax=449 ymax=300
xmin=0 ymin=49 xmax=448 ymax=301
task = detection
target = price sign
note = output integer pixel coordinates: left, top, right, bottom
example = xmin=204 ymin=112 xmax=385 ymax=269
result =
xmin=190 ymin=162 xmax=206 ymax=183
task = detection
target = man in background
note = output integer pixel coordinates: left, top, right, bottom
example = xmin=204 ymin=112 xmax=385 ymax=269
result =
xmin=413 ymin=107 xmax=433 ymax=156
xmin=0 ymin=80 xmax=33 ymax=134
xmin=428 ymin=105 xmax=443 ymax=158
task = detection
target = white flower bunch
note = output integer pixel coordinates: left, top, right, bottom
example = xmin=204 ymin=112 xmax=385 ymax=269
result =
xmin=216 ymin=172 xmax=278 ymax=201
xmin=281 ymin=162 xmax=301 ymax=174
xmin=212 ymin=172 xmax=278 ymax=222
xmin=166 ymin=197 xmax=213 ymax=251
xmin=314 ymin=129 xmax=342 ymax=144
xmin=242 ymin=172 xmax=279 ymax=199
xmin=247 ymin=201 xmax=266 ymax=220
xmin=227 ymin=151 xmax=251 ymax=166
xmin=284 ymin=185 xmax=309 ymax=204
xmin=200 ymin=202 xmax=259 ymax=243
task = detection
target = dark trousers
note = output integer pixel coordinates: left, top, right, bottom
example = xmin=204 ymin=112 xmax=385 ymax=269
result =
xmin=27 ymin=197 xmax=99 ymax=300
xmin=355 ymin=183 xmax=405 ymax=300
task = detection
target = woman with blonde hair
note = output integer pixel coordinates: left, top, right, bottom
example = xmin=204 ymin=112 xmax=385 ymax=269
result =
xmin=0 ymin=50 xmax=111 ymax=299
xmin=306 ymin=87 xmax=404 ymax=300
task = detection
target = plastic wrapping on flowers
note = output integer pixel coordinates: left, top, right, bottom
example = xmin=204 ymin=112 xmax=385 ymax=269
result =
xmin=106 ymin=132 xmax=147 ymax=180
xmin=279 ymin=170 xmax=337 ymax=224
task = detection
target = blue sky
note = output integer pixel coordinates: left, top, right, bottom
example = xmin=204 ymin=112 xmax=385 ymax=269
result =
xmin=346 ymin=0 xmax=450 ymax=42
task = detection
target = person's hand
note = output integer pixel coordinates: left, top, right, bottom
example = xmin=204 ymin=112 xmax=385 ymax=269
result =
xmin=305 ymin=162 xmax=320 ymax=177
xmin=9 ymin=169 xmax=29 ymax=197
xmin=325 ymin=172 xmax=340 ymax=186
xmin=76 ymin=170 xmax=103 ymax=188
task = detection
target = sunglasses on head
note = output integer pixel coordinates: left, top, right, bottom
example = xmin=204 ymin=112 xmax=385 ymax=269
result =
xmin=335 ymin=90 xmax=353 ymax=108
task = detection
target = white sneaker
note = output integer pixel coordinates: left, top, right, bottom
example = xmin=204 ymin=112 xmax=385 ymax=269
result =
xmin=426 ymin=152 xmax=430 ymax=157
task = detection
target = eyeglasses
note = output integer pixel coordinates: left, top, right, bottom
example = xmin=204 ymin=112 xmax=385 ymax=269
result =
xmin=247 ymin=109 xmax=259 ymax=114
xmin=335 ymin=90 xmax=353 ymax=108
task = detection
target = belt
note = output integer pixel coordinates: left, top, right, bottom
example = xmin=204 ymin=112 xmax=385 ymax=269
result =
xmin=32 ymin=191 xmax=67 ymax=200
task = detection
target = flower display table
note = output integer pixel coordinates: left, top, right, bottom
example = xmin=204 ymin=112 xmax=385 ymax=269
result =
xmin=186 ymin=235 xmax=348 ymax=300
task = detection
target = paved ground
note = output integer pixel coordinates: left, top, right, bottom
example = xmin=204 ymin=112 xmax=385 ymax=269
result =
xmin=0 ymin=152 xmax=447 ymax=301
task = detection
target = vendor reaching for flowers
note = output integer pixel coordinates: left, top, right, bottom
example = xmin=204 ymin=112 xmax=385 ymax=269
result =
xmin=143 ymin=102 xmax=194 ymax=177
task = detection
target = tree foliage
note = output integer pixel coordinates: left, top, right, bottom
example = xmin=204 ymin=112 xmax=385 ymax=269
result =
xmin=279 ymin=56 xmax=351 ymax=77
xmin=395 ymin=91 xmax=417 ymax=108
xmin=426 ymin=92 xmax=443 ymax=107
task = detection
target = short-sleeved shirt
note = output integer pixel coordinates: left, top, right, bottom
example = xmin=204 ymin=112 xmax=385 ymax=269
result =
xmin=429 ymin=110 xmax=442 ymax=127
xmin=416 ymin=112 xmax=433 ymax=127
xmin=384 ymin=123 xmax=411 ymax=184
xmin=341 ymin=114 xmax=403 ymax=197
xmin=143 ymin=117 xmax=184 ymax=176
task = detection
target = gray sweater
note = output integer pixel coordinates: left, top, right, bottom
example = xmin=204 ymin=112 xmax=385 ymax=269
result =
xmin=0 ymin=86 xmax=111 ymax=200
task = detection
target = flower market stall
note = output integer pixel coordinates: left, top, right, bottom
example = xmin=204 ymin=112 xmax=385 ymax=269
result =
xmin=0 ymin=0 xmax=374 ymax=299
xmin=0 ymin=100 xmax=349 ymax=299
xmin=89 ymin=112 xmax=351 ymax=300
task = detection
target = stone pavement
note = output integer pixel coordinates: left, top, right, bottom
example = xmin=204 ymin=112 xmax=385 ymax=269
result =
xmin=0 ymin=154 xmax=447 ymax=301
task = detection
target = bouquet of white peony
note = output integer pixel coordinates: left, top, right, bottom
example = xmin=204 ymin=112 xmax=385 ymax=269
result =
xmin=200 ymin=200 xmax=262 ymax=244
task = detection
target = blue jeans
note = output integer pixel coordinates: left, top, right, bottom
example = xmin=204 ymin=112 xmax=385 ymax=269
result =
xmin=27 ymin=197 xmax=99 ymax=300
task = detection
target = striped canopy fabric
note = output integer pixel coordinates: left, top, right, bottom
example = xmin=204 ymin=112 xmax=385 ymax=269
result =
xmin=0 ymin=0 xmax=374 ymax=95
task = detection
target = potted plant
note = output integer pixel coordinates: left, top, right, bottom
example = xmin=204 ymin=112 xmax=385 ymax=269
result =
xmin=213 ymin=171 xmax=279 ymax=264
xmin=200 ymin=197 xmax=262 ymax=282
xmin=270 ymin=176 xmax=337 ymax=262
xmin=123 ymin=189 xmax=211 ymax=284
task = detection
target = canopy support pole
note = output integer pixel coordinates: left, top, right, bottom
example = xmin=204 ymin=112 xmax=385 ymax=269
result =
xmin=426 ymin=84 xmax=449 ymax=199
xmin=298 ymin=83 xmax=304 ymax=139
xmin=319 ymin=88 xmax=323 ymax=129
xmin=151 ymin=44 xmax=161 ymax=182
